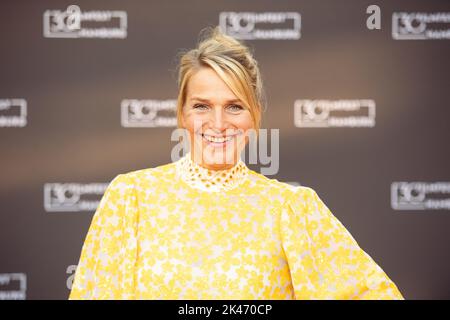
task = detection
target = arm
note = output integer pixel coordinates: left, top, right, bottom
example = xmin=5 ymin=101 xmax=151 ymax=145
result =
xmin=280 ymin=187 xmax=404 ymax=300
xmin=69 ymin=173 xmax=139 ymax=300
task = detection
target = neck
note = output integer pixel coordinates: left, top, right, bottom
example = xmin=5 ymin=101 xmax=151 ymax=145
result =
xmin=189 ymin=152 xmax=239 ymax=171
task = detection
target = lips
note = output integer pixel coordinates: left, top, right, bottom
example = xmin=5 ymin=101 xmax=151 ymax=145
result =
xmin=197 ymin=133 xmax=240 ymax=147
xmin=202 ymin=133 xmax=234 ymax=143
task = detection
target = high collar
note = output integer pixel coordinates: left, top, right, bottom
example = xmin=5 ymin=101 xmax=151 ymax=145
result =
xmin=175 ymin=152 xmax=249 ymax=192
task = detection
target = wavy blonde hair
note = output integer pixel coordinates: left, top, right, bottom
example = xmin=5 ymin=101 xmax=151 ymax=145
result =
xmin=176 ymin=26 xmax=265 ymax=132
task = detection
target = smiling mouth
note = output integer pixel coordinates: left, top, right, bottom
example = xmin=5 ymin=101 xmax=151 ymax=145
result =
xmin=198 ymin=133 xmax=239 ymax=145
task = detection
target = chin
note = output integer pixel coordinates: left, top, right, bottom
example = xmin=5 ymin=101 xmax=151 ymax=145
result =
xmin=191 ymin=144 xmax=240 ymax=168
xmin=204 ymin=149 xmax=238 ymax=166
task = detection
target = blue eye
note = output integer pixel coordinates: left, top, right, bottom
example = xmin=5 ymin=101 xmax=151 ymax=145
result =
xmin=193 ymin=104 xmax=208 ymax=110
xmin=228 ymin=104 xmax=244 ymax=111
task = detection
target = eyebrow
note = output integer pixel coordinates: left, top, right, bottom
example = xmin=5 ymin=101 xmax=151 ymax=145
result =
xmin=189 ymin=97 xmax=242 ymax=104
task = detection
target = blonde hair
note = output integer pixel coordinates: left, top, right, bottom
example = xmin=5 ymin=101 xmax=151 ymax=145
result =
xmin=175 ymin=26 xmax=265 ymax=132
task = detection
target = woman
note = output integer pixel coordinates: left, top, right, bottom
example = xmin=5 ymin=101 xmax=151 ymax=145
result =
xmin=69 ymin=26 xmax=404 ymax=300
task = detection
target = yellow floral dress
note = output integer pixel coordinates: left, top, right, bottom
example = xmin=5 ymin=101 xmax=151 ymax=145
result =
xmin=69 ymin=152 xmax=404 ymax=300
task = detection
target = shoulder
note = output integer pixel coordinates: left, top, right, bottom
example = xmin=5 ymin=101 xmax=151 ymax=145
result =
xmin=107 ymin=161 xmax=177 ymax=191
xmin=246 ymin=169 xmax=318 ymax=203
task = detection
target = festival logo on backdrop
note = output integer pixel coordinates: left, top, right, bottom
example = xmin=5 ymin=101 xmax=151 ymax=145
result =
xmin=392 ymin=12 xmax=450 ymax=40
xmin=294 ymin=99 xmax=376 ymax=128
xmin=0 ymin=99 xmax=27 ymax=127
xmin=219 ymin=12 xmax=301 ymax=40
xmin=43 ymin=5 xmax=127 ymax=39
xmin=0 ymin=273 xmax=26 ymax=300
xmin=121 ymin=99 xmax=178 ymax=128
xmin=391 ymin=182 xmax=450 ymax=210
xmin=44 ymin=183 xmax=109 ymax=212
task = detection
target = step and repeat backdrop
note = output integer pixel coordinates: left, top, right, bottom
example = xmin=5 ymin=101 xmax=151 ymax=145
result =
xmin=0 ymin=0 xmax=449 ymax=299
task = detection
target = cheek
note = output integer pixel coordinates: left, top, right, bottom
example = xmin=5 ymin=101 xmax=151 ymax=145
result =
xmin=182 ymin=113 xmax=204 ymax=135
xmin=234 ymin=113 xmax=254 ymax=131
xmin=235 ymin=113 xmax=255 ymax=146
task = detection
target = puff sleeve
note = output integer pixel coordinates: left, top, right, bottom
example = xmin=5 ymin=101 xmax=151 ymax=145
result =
xmin=69 ymin=173 xmax=139 ymax=300
xmin=280 ymin=186 xmax=404 ymax=300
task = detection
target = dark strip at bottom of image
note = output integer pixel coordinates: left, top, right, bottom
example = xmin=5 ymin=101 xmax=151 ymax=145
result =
xmin=0 ymin=300 xmax=446 ymax=318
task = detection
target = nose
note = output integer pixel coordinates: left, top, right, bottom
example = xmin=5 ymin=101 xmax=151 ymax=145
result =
xmin=209 ymin=106 xmax=227 ymax=132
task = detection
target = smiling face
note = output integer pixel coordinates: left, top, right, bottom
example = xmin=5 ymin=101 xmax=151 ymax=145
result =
xmin=181 ymin=67 xmax=254 ymax=170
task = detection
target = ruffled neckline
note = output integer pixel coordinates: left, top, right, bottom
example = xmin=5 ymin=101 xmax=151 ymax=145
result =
xmin=175 ymin=152 xmax=249 ymax=192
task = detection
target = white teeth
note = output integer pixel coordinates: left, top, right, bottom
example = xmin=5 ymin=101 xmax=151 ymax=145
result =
xmin=202 ymin=134 xmax=234 ymax=143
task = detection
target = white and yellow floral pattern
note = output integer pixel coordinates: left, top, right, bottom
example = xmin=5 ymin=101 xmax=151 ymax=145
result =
xmin=69 ymin=153 xmax=404 ymax=300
